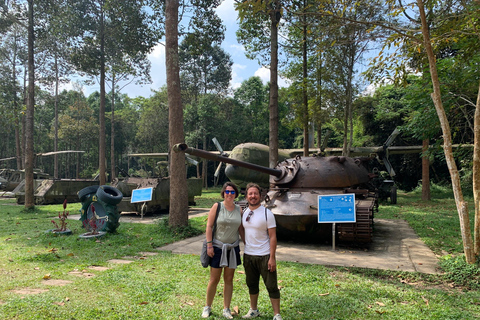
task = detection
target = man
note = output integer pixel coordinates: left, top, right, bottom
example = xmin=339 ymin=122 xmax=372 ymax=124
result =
xmin=241 ymin=183 xmax=282 ymax=320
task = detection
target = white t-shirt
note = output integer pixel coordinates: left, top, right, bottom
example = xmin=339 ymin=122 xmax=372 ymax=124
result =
xmin=243 ymin=206 xmax=276 ymax=256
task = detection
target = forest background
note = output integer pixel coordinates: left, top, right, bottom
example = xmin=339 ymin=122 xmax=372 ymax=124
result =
xmin=1 ymin=0 xmax=476 ymax=192
xmin=1 ymin=1 xmax=479 ymax=259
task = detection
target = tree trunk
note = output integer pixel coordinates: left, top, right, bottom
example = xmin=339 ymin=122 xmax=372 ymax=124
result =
xmin=99 ymin=8 xmax=106 ymax=185
xmin=417 ymin=0 xmax=475 ymax=263
xmin=202 ymin=135 xmax=207 ymax=189
xmin=13 ymin=41 xmax=22 ymax=171
xmin=24 ymin=0 xmax=35 ymax=209
xmin=110 ymin=74 xmax=116 ymax=181
xmin=196 ymin=141 xmax=200 ymax=178
xmin=268 ymin=1 xmax=280 ymax=168
xmin=473 ymin=80 xmax=480 ymax=257
xmin=54 ymin=51 xmax=59 ymax=179
xmin=343 ymin=54 xmax=354 ymax=157
xmin=22 ymin=68 xmax=26 ymax=170
xmin=302 ymin=9 xmax=309 ymax=157
xmin=166 ymin=0 xmax=188 ymax=228
xmin=422 ymin=139 xmax=430 ymax=201
xmin=316 ymin=48 xmax=323 ymax=150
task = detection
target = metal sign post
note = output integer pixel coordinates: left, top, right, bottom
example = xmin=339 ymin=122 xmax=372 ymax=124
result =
xmin=131 ymin=187 xmax=153 ymax=219
xmin=318 ymin=194 xmax=356 ymax=251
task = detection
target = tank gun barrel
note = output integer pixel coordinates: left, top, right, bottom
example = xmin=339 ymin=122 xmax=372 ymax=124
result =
xmin=173 ymin=143 xmax=283 ymax=178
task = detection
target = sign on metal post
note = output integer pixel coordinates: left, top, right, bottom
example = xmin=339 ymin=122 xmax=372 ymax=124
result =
xmin=131 ymin=187 xmax=153 ymax=203
xmin=131 ymin=187 xmax=153 ymax=219
xmin=318 ymin=194 xmax=356 ymax=223
xmin=318 ymin=194 xmax=356 ymax=250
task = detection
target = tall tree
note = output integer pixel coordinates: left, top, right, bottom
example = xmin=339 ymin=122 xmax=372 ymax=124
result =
xmin=35 ymin=0 xmax=74 ymax=179
xmin=178 ymin=1 xmax=230 ymax=187
xmin=69 ymin=0 xmax=161 ymax=185
xmin=236 ymin=0 xmax=283 ymax=168
xmin=0 ymin=21 xmax=26 ymax=171
xmin=318 ymin=0 xmax=383 ymax=156
xmin=179 ymin=2 xmax=229 ymax=101
xmin=24 ymin=0 xmax=34 ymax=208
xmin=165 ymin=0 xmax=188 ymax=227
xmin=416 ymin=0 xmax=474 ymax=263
xmin=338 ymin=0 xmax=479 ymax=262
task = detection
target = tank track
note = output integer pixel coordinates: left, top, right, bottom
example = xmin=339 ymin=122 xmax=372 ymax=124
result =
xmin=337 ymin=197 xmax=376 ymax=243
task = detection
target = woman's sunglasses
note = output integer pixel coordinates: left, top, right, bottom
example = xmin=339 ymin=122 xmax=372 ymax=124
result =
xmin=224 ymin=190 xmax=235 ymax=195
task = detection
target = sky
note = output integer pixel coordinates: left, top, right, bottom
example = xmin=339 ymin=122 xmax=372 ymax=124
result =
xmin=80 ymin=0 xmax=287 ymax=98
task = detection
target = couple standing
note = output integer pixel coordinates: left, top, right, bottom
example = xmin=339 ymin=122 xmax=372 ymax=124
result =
xmin=201 ymin=182 xmax=282 ymax=320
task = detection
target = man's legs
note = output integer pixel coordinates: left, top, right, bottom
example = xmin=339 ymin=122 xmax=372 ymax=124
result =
xmin=259 ymin=256 xmax=280 ymax=316
xmin=243 ymin=254 xmax=261 ymax=318
xmin=248 ymin=293 xmax=259 ymax=310
xmin=270 ymin=298 xmax=280 ymax=315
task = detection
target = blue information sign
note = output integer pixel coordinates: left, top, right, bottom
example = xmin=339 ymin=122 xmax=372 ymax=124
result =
xmin=318 ymin=194 xmax=356 ymax=223
xmin=131 ymin=187 xmax=153 ymax=203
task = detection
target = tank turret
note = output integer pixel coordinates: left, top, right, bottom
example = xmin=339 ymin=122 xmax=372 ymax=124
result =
xmin=173 ymin=143 xmax=377 ymax=243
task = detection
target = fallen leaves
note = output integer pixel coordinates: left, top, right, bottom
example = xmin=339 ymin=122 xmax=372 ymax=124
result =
xmin=421 ymin=296 xmax=429 ymax=306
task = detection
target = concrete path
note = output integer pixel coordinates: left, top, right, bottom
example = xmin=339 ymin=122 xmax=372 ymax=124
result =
xmin=71 ymin=208 xmax=441 ymax=274
xmin=159 ymin=210 xmax=441 ymax=274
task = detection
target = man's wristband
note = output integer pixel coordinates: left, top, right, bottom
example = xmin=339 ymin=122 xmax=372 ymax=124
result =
xmin=206 ymin=240 xmax=213 ymax=243
xmin=207 ymin=246 xmax=213 ymax=249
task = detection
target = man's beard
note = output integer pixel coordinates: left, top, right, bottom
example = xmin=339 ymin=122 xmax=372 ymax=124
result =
xmin=248 ymin=197 xmax=260 ymax=207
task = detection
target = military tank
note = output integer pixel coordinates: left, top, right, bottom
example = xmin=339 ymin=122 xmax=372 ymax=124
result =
xmin=173 ymin=143 xmax=378 ymax=243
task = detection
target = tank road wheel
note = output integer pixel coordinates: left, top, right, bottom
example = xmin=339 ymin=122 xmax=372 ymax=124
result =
xmin=96 ymin=185 xmax=123 ymax=205
xmin=390 ymin=185 xmax=397 ymax=204
xmin=78 ymin=185 xmax=100 ymax=202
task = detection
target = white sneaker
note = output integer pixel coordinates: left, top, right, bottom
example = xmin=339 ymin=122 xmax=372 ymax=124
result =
xmin=242 ymin=308 xmax=260 ymax=319
xmin=201 ymin=306 xmax=211 ymax=318
xmin=273 ymin=314 xmax=283 ymax=320
xmin=223 ymin=308 xmax=233 ymax=319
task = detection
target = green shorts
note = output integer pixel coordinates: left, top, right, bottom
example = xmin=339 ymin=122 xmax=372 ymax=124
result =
xmin=243 ymin=254 xmax=280 ymax=299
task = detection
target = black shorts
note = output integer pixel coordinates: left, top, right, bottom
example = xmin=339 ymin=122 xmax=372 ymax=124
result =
xmin=243 ymin=254 xmax=280 ymax=299
xmin=210 ymin=245 xmax=241 ymax=269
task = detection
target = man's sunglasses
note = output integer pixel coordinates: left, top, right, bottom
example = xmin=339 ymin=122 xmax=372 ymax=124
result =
xmin=224 ymin=190 xmax=235 ymax=195
xmin=246 ymin=211 xmax=254 ymax=222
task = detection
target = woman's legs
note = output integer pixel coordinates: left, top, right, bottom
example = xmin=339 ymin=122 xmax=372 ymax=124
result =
xmin=222 ymin=267 xmax=235 ymax=308
xmin=206 ymin=267 xmax=222 ymax=306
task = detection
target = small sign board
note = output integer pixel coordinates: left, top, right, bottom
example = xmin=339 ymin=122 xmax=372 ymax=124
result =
xmin=318 ymin=194 xmax=356 ymax=223
xmin=131 ymin=187 xmax=153 ymax=203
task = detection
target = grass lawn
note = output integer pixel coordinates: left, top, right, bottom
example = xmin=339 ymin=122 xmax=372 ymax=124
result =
xmin=0 ymin=186 xmax=479 ymax=319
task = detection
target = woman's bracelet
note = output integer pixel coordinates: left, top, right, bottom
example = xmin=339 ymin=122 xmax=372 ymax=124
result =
xmin=207 ymin=246 xmax=213 ymax=249
xmin=206 ymin=240 xmax=213 ymax=243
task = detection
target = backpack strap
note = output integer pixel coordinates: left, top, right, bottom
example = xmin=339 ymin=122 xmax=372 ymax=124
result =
xmin=242 ymin=206 xmax=268 ymax=221
xmin=212 ymin=202 xmax=221 ymax=238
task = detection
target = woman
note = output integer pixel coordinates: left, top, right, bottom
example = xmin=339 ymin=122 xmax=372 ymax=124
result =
xmin=201 ymin=182 xmax=242 ymax=319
